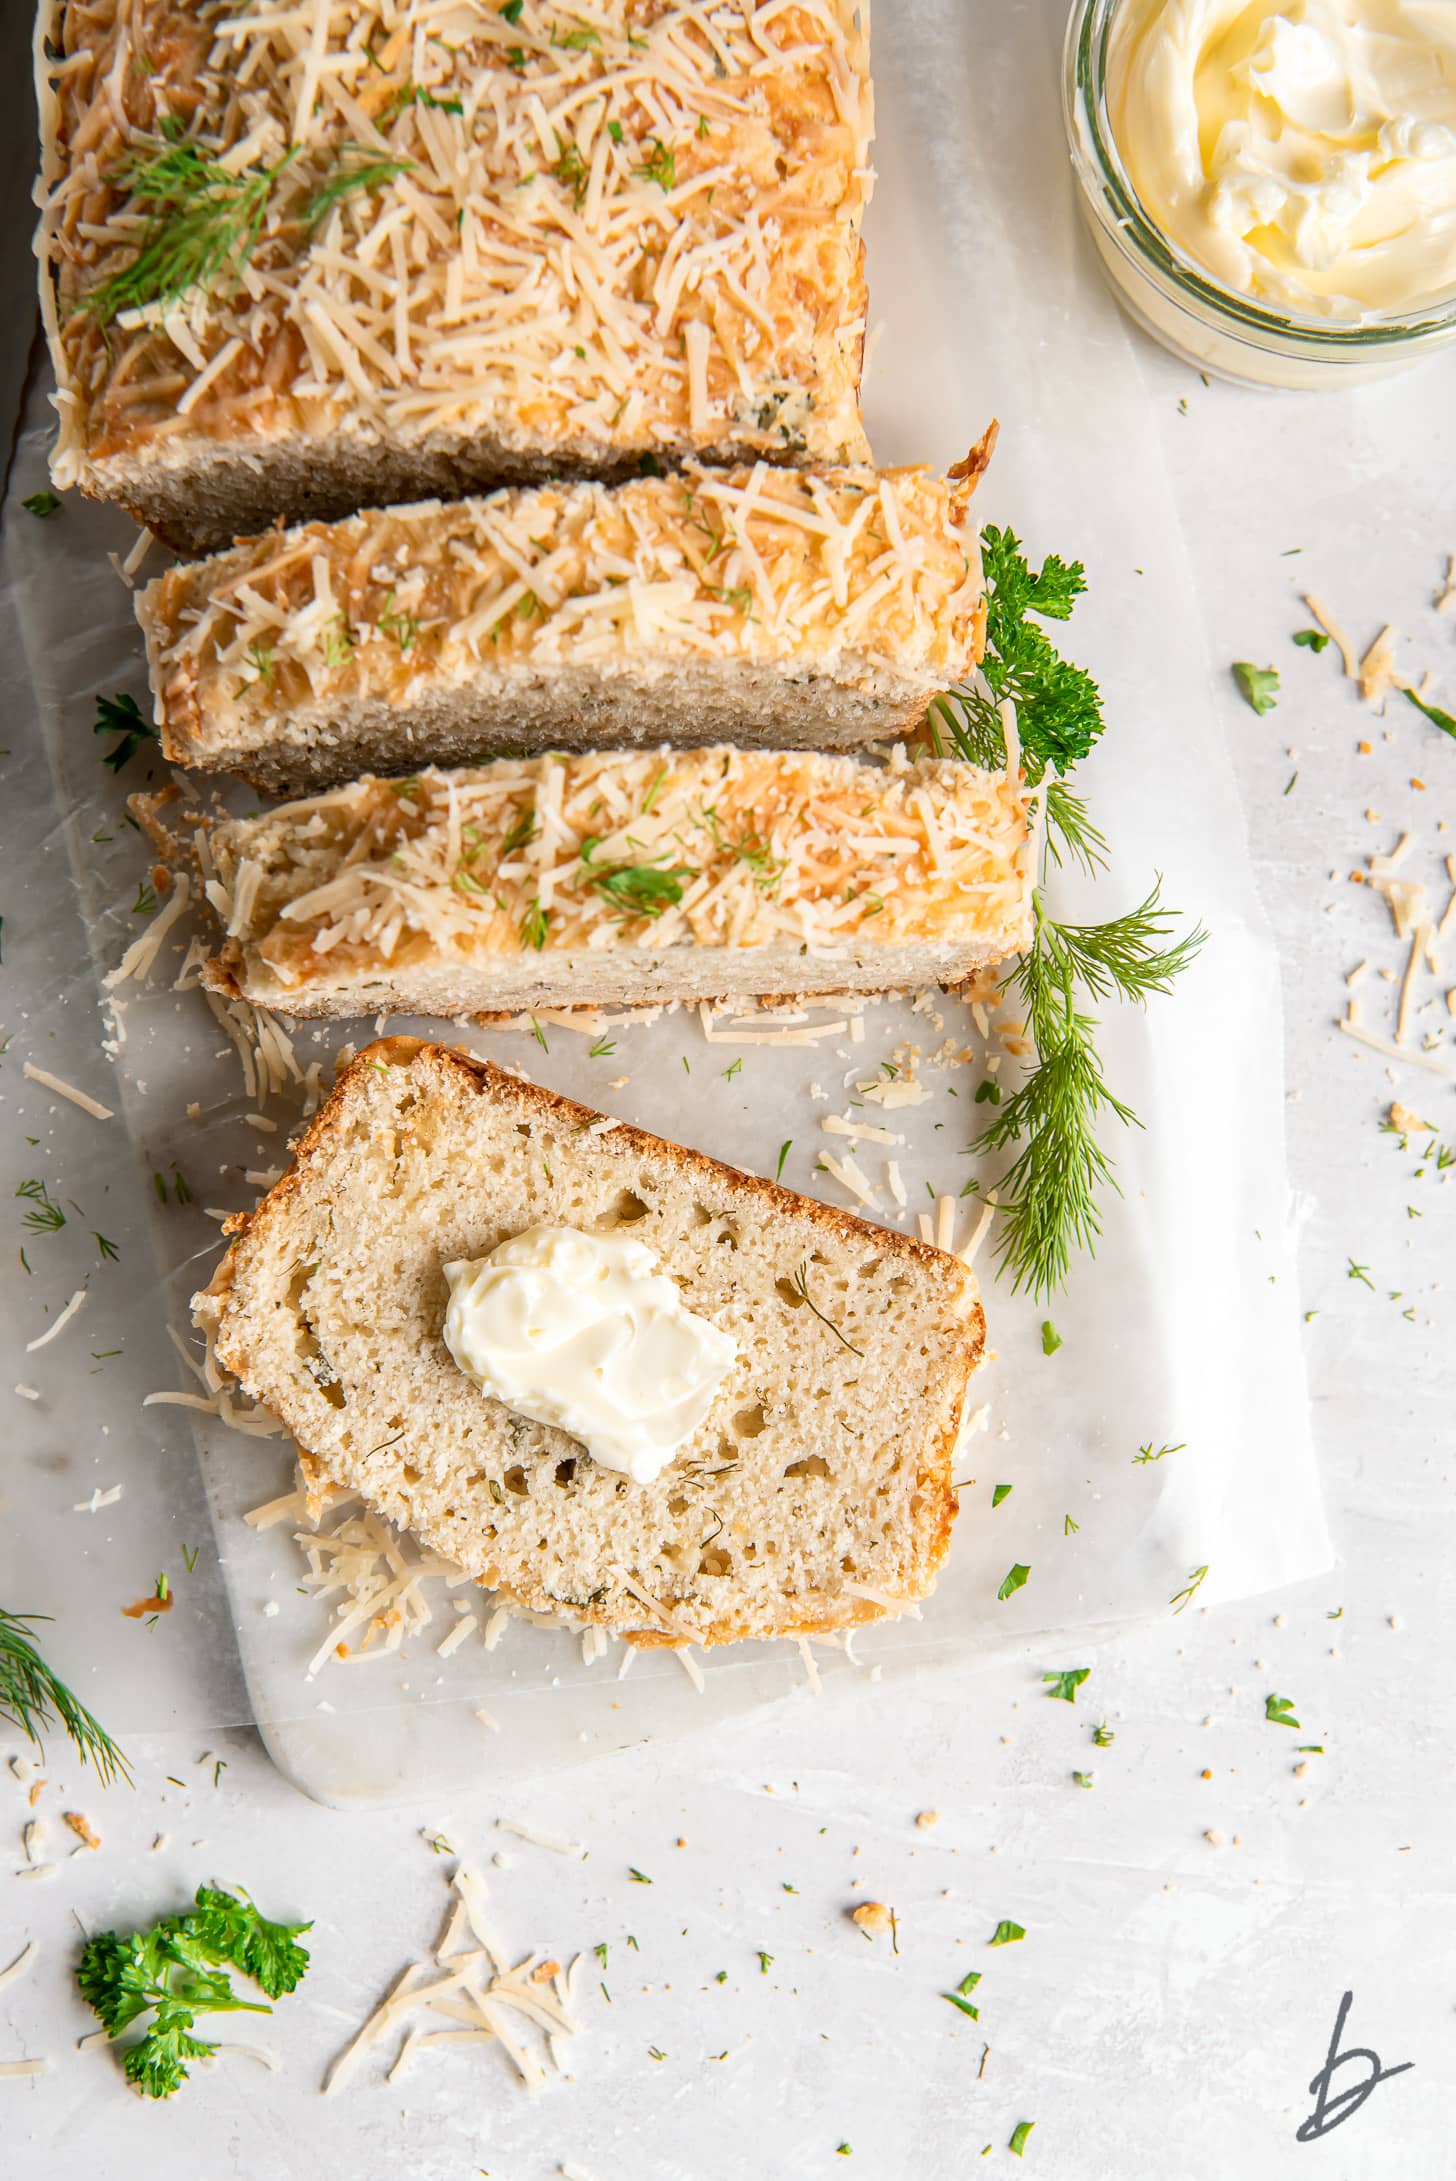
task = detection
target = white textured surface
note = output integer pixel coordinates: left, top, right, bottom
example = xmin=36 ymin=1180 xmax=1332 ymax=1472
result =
xmin=6 ymin=13 xmax=1456 ymax=2181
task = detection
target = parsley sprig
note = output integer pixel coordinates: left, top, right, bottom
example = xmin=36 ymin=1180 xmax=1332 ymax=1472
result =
xmin=938 ymin=528 xmax=1206 ymax=1298
xmin=77 ymin=1885 xmax=311 ymax=2099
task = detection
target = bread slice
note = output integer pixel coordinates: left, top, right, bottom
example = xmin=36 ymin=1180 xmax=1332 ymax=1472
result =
xmin=138 ymin=458 xmax=991 ymax=795
xmin=197 ymin=746 xmax=1034 ymax=1019
xmin=37 ymin=1 xmax=872 ymax=553
xmin=195 ymin=1039 xmax=981 ymax=1647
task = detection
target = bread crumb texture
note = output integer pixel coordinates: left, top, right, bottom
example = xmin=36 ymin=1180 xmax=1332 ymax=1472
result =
xmin=195 ymin=1040 xmax=982 ymax=1646
xmin=38 ymin=0 xmax=872 ymax=547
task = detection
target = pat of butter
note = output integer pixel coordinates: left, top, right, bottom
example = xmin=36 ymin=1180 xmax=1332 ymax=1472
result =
xmin=442 ymin=1224 xmax=738 ymax=1485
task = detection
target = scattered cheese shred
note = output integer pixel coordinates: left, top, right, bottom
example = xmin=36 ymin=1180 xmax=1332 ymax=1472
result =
xmin=25 ymin=1289 xmax=87 ymax=1354
xmin=323 ymin=1865 xmax=582 ymax=2097
xmin=21 ymin=1063 xmax=113 ymax=1120
xmin=0 ymin=1944 xmax=36 ymax=1993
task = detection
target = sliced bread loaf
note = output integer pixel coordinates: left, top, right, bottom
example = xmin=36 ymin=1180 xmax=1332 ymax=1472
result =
xmin=38 ymin=1 xmax=871 ymax=552
xmin=196 ymin=746 xmax=1035 ymax=1019
xmin=195 ymin=1039 xmax=981 ymax=1647
xmin=137 ymin=460 xmax=990 ymax=794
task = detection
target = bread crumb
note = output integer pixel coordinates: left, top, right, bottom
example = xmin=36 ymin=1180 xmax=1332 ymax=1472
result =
xmin=851 ymin=1901 xmax=893 ymax=1938
xmin=1388 ymin=1615 xmax=1402 ymax=1630
xmin=1200 ymin=1769 xmax=1212 ymax=1781
xmin=1204 ymin=1828 xmax=1226 ymax=1848
xmin=63 ymin=1811 xmax=100 ymax=1851
xmin=1293 ymin=1762 xmax=1308 ymax=1779
xmin=914 ymin=1810 xmax=940 ymax=1830
xmin=1358 ymin=739 xmax=1372 ymax=755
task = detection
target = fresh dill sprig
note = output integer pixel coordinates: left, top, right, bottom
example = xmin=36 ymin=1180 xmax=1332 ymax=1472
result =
xmin=974 ymin=888 xmax=1205 ymax=1298
xmin=16 ymin=1178 xmax=66 ymax=1234
xmin=301 ymin=149 xmax=413 ymax=234
xmin=944 ymin=525 xmax=1204 ymax=1298
xmin=581 ymin=843 xmax=695 ymax=919
xmin=81 ymin=137 xmax=299 ymax=328
xmin=81 ymin=134 xmax=412 ymax=328
xmin=0 ymin=1608 xmax=131 ymax=1785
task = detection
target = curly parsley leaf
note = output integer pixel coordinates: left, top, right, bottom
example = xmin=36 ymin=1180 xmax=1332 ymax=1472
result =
xmin=1042 ymin=1668 xmax=1090 ymax=1704
xmin=75 ymin=1886 xmax=310 ymax=2099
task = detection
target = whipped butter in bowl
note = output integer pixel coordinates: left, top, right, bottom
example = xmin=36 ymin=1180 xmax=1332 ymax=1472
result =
xmin=1063 ymin=0 xmax=1456 ymax=387
xmin=443 ymin=1224 xmax=738 ymax=1485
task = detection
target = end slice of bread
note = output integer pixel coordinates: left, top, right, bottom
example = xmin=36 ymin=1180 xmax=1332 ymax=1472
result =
xmin=136 ymin=463 xmax=988 ymax=794
xmin=195 ymin=1039 xmax=982 ymax=1648
xmin=197 ymin=745 xmax=1034 ymax=1020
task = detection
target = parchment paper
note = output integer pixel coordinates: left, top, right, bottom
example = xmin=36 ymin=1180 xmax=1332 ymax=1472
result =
xmin=0 ymin=0 xmax=1329 ymax=1805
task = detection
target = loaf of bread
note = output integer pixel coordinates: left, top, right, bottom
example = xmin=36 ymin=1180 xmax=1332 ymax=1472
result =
xmin=194 ymin=745 xmax=1035 ymax=1019
xmin=138 ymin=460 xmax=990 ymax=794
xmin=195 ymin=1039 xmax=981 ymax=1647
xmin=37 ymin=0 xmax=872 ymax=552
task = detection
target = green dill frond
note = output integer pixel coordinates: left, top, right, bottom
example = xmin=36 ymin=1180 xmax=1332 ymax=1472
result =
xmin=81 ymin=139 xmax=298 ymax=328
xmin=1042 ymin=781 xmax=1108 ymax=875
xmin=0 ymin=1609 xmax=131 ymax=1786
xmin=300 ymin=149 xmax=414 ymax=234
xmin=1039 ymin=882 xmax=1208 ymax=1008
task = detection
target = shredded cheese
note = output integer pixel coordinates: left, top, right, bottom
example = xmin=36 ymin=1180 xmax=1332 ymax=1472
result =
xmin=21 ymin=1063 xmax=114 ymax=1120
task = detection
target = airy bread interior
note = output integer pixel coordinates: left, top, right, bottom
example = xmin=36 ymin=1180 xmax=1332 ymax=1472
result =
xmin=196 ymin=1040 xmax=981 ymax=1648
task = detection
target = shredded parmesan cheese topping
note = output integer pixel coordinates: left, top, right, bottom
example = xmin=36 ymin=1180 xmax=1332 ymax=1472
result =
xmin=145 ymin=462 xmax=984 ymax=756
xmin=206 ymin=745 xmax=1033 ymax=995
xmin=39 ymin=0 xmax=872 ymax=489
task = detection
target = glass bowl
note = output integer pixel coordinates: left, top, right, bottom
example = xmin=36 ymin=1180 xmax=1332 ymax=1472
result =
xmin=1061 ymin=0 xmax=1456 ymax=391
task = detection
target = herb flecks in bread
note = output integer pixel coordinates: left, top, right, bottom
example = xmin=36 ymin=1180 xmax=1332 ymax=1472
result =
xmin=194 ymin=1040 xmax=982 ymax=1647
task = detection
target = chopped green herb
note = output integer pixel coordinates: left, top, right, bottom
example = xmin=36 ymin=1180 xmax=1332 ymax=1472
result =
xmin=988 ymin=1920 xmax=1025 ymax=1947
xmin=942 ymin=1989 xmax=980 ymax=2020
xmin=608 ymin=119 xmax=624 ymax=143
xmin=302 ymin=151 xmax=413 ymax=235
xmin=585 ymin=855 xmax=696 ymax=918
xmin=22 ymin=491 xmax=61 ymax=518
xmin=520 ymin=900 xmax=550 ymax=951
xmin=647 ymin=2044 xmax=667 ymax=2061
xmin=722 ymin=1058 xmax=742 ymax=1080
xmin=1169 ymin=1564 xmax=1209 ymax=1614
xmin=529 ymin=1015 xmax=549 ymax=1052
xmin=1133 ymin=1439 xmax=1186 ymax=1464
xmin=1232 ymin=662 xmax=1279 ymax=714
xmin=784 ymin=1260 xmax=863 ymax=1356
xmin=635 ymin=137 xmax=676 ymax=190
xmin=1072 ymin=1770 xmax=1093 ymax=1789
xmin=1292 ymin=629 xmax=1329 ymax=653
xmin=1009 ymin=2120 xmax=1035 ymax=2158
xmin=94 ymin=1232 xmax=119 ymax=1261
xmin=16 ymin=1179 xmax=65 ymax=1235
xmin=377 ymin=590 xmax=421 ymax=652
xmin=1326 ymin=1606 xmax=1343 ymax=1621
xmin=991 ymin=1483 xmax=1013 ymax=1508
xmin=1042 ymin=1668 xmax=1089 ymax=1704
xmin=997 ymin=1563 xmax=1030 ymax=1602
xmin=499 ymin=0 xmax=524 ymax=18
xmin=1403 ymin=687 xmax=1456 ymax=741
xmin=628 ymin=1867 xmax=652 ymax=1884
xmin=182 ymin=1544 xmax=200 ymax=1574
xmin=775 ymin=1140 xmax=792 ymax=1181
xmin=94 ymin=691 xmax=155 ymax=773
xmin=756 ymin=1950 xmax=773 ymax=1974
xmin=1092 ymin=1721 xmax=1115 ymax=1747
xmin=1346 ymin=1259 xmax=1374 ymax=1289
xmin=974 ymin=1078 xmax=1002 ymax=1106
xmin=80 ymin=137 xmax=300 ymax=326
xmin=1265 ymin=1693 xmax=1300 ymax=1729
xmin=1040 ymin=1319 xmax=1062 ymax=1355
xmin=588 ymin=1033 xmax=616 ymax=1058
xmin=549 ymin=134 xmax=589 ymax=208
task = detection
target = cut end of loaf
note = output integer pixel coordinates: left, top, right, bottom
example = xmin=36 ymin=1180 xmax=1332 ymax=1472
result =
xmin=196 ymin=1038 xmax=981 ymax=1647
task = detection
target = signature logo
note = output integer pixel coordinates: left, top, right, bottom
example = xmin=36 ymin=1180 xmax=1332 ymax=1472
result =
xmin=1296 ymin=1990 xmax=1413 ymax=2143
